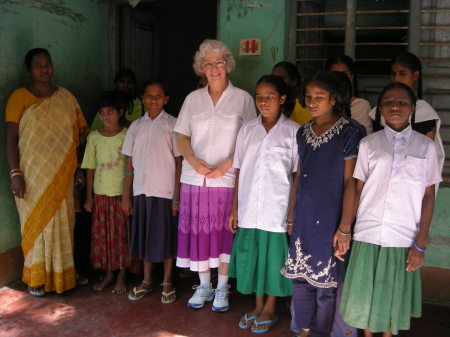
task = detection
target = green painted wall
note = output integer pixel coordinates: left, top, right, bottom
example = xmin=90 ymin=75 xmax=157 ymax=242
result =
xmin=218 ymin=0 xmax=290 ymax=95
xmin=0 ymin=0 xmax=110 ymax=254
xmin=426 ymin=187 xmax=450 ymax=269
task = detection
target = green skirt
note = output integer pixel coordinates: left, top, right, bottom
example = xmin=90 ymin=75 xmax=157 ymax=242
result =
xmin=340 ymin=241 xmax=421 ymax=335
xmin=229 ymin=228 xmax=292 ymax=297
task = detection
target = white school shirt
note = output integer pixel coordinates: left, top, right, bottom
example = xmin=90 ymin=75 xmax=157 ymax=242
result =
xmin=353 ymin=125 xmax=442 ymax=247
xmin=122 ymin=110 xmax=181 ymax=198
xmin=233 ymin=114 xmax=300 ymax=233
xmin=351 ymin=98 xmax=372 ymax=134
xmin=174 ymin=82 xmax=257 ymax=188
xmin=369 ymin=99 xmax=445 ymax=175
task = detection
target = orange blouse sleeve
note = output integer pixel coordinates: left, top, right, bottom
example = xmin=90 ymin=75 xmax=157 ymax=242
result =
xmin=5 ymin=88 xmax=29 ymax=123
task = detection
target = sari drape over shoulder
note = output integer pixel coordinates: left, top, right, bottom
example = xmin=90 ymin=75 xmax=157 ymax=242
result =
xmin=15 ymin=87 xmax=87 ymax=293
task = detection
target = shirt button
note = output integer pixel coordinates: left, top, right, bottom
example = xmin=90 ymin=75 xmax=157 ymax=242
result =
xmin=303 ymin=174 xmax=307 ymax=177
xmin=316 ymin=220 xmax=320 ymax=224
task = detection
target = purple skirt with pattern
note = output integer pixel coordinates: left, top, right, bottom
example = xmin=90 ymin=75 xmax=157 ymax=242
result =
xmin=176 ymin=183 xmax=234 ymax=272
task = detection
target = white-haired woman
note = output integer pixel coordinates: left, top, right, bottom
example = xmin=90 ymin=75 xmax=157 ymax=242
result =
xmin=174 ymin=39 xmax=257 ymax=312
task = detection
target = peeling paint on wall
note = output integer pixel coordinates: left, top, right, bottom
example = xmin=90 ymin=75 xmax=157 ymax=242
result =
xmin=0 ymin=0 xmax=86 ymax=23
xmin=270 ymin=45 xmax=278 ymax=62
xmin=225 ymin=0 xmax=252 ymax=22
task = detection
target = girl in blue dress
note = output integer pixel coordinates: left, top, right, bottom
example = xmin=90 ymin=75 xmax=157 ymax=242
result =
xmin=281 ymin=70 xmax=360 ymax=337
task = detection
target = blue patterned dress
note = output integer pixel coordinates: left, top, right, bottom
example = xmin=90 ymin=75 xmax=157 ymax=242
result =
xmin=281 ymin=117 xmax=359 ymax=288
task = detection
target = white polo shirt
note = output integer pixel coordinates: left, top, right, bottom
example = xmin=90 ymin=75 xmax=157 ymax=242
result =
xmin=353 ymin=125 xmax=441 ymax=247
xmin=233 ymin=114 xmax=300 ymax=233
xmin=174 ymin=82 xmax=257 ymax=188
xmin=122 ymin=110 xmax=181 ymax=198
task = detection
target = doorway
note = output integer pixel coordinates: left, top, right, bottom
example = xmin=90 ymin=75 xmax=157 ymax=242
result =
xmin=117 ymin=0 xmax=218 ymax=115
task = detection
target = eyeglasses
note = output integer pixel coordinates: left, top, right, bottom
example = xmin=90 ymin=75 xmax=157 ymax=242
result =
xmin=202 ymin=60 xmax=226 ymax=70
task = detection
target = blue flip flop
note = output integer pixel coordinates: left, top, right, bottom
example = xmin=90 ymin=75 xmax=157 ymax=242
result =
xmin=238 ymin=313 xmax=257 ymax=330
xmin=251 ymin=317 xmax=279 ymax=334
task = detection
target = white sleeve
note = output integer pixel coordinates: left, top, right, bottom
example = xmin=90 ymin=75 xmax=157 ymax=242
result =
xmin=121 ymin=121 xmax=136 ymax=156
xmin=368 ymin=106 xmax=376 ymax=121
xmin=232 ymin=126 xmax=246 ymax=169
xmin=425 ymin=142 xmax=443 ymax=187
xmin=292 ymin=125 xmax=300 ymax=172
xmin=242 ymin=93 xmax=257 ymax=124
xmin=174 ymin=94 xmax=193 ymax=136
xmin=353 ymin=138 xmax=369 ymax=182
xmin=353 ymin=99 xmax=373 ymax=134
xmin=171 ymin=117 xmax=182 ymax=157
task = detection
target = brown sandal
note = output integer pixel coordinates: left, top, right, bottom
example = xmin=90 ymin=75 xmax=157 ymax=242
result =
xmin=161 ymin=282 xmax=176 ymax=304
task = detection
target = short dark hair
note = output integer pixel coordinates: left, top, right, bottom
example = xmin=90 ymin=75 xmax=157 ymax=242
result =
xmin=272 ymin=61 xmax=301 ymax=87
xmin=98 ymin=91 xmax=128 ymax=111
xmin=25 ymin=48 xmax=51 ymax=70
xmin=142 ymin=77 xmax=169 ymax=96
xmin=114 ymin=68 xmax=136 ymax=85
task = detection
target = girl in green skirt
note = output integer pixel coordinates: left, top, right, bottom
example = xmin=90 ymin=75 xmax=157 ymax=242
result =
xmin=339 ymin=82 xmax=442 ymax=336
xmin=228 ymin=75 xmax=299 ymax=334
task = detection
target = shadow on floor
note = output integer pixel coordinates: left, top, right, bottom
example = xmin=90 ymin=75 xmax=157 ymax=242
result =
xmin=0 ymin=269 xmax=448 ymax=337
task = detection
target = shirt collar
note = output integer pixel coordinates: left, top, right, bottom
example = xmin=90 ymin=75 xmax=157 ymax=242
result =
xmin=143 ymin=109 xmax=169 ymax=121
xmin=202 ymin=80 xmax=233 ymax=97
xmin=250 ymin=113 xmax=290 ymax=127
xmin=384 ymin=124 xmax=412 ymax=143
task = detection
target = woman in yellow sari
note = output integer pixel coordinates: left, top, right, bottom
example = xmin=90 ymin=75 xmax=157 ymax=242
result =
xmin=5 ymin=48 xmax=88 ymax=296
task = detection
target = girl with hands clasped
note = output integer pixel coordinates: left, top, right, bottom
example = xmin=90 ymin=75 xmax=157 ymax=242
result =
xmin=82 ymin=91 xmax=131 ymax=294
xmin=340 ymin=82 xmax=441 ymax=337
xmin=280 ymin=71 xmax=360 ymax=337
xmin=228 ymin=75 xmax=298 ymax=334
xmin=122 ymin=78 xmax=182 ymax=303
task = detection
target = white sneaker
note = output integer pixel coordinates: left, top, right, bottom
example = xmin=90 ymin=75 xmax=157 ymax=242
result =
xmin=212 ymin=285 xmax=230 ymax=312
xmin=187 ymin=284 xmax=214 ymax=309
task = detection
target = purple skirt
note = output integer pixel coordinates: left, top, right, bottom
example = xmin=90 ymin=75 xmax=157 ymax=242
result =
xmin=130 ymin=195 xmax=177 ymax=263
xmin=176 ymin=183 xmax=234 ymax=272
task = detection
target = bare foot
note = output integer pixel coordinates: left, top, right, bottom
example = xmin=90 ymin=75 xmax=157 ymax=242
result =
xmin=112 ymin=269 xmax=127 ymax=294
xmin=251 ymin=312 xmax=278 ymax=333
xmin=93 ymin=272 xmax=113 ymax=291
xmin=112 ymin=279 xmax=127 ymax=294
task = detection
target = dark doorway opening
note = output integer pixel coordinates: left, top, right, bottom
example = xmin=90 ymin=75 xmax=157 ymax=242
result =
xmin=117 ymin=0 xmax=218 ymax=115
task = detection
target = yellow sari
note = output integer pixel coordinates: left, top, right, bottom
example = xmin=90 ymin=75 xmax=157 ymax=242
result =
xmin=15 ymin=87 xmax=87 ymax=293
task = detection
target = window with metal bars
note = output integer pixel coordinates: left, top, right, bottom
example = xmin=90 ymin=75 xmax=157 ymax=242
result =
xmin=293 ymin=0 xmax=450 ymax=177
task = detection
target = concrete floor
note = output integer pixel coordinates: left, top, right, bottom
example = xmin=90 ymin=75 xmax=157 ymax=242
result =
xmin=0 ymin=271 xmax=449 ymax=337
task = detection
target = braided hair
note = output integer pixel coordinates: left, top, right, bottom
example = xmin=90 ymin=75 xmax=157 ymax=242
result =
xmin=331 ymin=71 xmax=352 ymax=118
